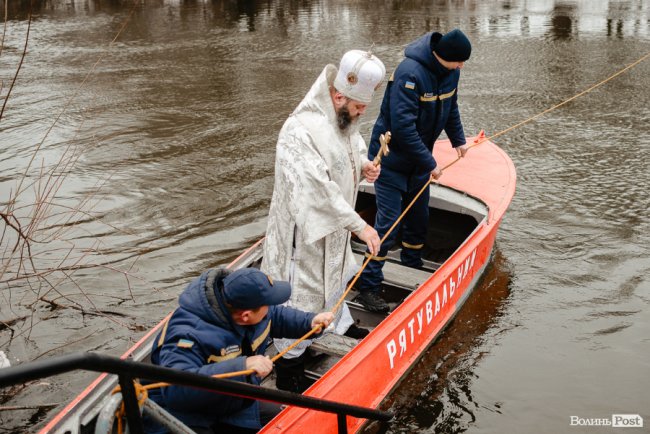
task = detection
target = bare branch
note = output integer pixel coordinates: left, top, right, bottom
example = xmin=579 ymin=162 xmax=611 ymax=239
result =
xmin=0 ymin=0 xmax=30 ymax=123
xmin=0 ymin=404 xmax=59 ymax=411
xmin=32 ymin=329 xmax=101 ymax=361
xmin=0 ymin=0 xmax=7 ymax=58
xmin=9 ymin=0 xmax=140 ymax=208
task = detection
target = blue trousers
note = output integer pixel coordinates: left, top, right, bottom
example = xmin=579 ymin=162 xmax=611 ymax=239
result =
xmin=357 ymin=168 xmax=430 ymax=293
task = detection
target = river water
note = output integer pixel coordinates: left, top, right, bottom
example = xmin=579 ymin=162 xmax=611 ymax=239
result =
xmin=1 ymin=0 xmax=649 ymax=432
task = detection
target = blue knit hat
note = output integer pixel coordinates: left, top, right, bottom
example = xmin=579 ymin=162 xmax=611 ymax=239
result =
xmin=434 ymin=29 xmax=471 ymax=62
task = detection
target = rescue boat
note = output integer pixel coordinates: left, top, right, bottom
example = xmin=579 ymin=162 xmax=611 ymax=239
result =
xmin=36 ymin=133 xmax=516 ymax=434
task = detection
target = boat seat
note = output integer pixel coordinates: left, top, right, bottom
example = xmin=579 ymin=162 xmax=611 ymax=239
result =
xmin=386 ymin=248 xmax=441 ymax=272
xmin=305 ymin=353 xmax=339 ymax=379
xmin=352 ymin=253 xmax=432 ymax=291
xmin=351 ymin=240 xmax=441 ymax=272
xmin=309 ymin=332 xmax=361 ymax=358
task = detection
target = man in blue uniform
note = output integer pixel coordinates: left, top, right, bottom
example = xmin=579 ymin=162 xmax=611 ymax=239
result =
xmin=356 ymin=29 xmax=472 ymax=312
xmin=146 ymin=267 xmax=333 ymax=433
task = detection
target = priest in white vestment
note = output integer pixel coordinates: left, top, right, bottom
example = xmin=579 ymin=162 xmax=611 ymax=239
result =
xmin=261 ymin=50 xmax=386 ymax=392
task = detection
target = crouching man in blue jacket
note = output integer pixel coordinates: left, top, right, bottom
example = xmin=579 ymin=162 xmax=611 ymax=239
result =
xmin=146 ymin=267 xmax=334 ymax=433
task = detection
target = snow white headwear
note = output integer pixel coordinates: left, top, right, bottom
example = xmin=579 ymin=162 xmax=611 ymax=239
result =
xmin=333 ymin=49 xmax=386 ymax=104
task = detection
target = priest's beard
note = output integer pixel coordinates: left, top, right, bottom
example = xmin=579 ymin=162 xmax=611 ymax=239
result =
xmin=336 ymin=105 xmax=359 ymax=132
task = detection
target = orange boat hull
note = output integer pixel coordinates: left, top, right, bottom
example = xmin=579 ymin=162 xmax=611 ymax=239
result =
xmin=40 ymin=135 xmax=516 ymax=434
xmin=260 ymin=135 xmax=516 ymax=433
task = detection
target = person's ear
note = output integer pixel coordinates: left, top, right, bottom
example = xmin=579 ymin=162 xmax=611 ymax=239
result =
xmin=332 ymin=91 xmax=347 ymax=110
xmin=239 ymin=310 xmax=251 ymax=324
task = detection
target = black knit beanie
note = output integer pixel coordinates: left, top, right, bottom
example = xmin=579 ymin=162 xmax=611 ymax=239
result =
xmin=433 ymin=29 xmax=472 ymax=62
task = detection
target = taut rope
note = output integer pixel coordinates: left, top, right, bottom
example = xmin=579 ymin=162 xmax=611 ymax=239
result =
xmin=122 ymin=50 xmax=650 ymax=396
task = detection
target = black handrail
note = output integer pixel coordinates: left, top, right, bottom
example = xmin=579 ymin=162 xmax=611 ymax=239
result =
xmin=0 ymin=352 xmax=393 ymax=433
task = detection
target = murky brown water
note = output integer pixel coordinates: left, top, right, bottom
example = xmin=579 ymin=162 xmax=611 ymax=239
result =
xmin=1 ymin=0 xmax=649 ymax=432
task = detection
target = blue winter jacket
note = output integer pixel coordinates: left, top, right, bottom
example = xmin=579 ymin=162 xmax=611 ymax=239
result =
xmin=146 ymin=268 xmax=316 ymax=432
xmin=369 ymin=32 xmax=467 ymax=176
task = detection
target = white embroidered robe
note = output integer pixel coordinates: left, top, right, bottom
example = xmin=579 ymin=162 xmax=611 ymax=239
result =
xmin=261 ymin=64 xmax=370 ymax=357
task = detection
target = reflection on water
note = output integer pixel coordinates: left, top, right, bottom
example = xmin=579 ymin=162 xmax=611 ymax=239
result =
xmin=1 ymin=0 xmax=649 ymax=432
xmin=365 ymin=249 xmax=514 ymax=434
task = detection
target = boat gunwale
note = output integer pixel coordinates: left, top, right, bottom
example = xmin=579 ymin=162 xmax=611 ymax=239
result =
xmin=40 ymin=137 xmax=516 ymax=434
xmin=260 ymin=136 xmax=516 ymax=433
xmin=262 ymin=214 xmax=502 ymax=433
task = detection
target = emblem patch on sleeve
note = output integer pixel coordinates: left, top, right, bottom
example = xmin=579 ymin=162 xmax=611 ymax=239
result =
xmin=177 ymin=339 xmax=194 ymax=349
xmin=405 ymin=81 xmax=415 ymax=90
xmin=221 ymin=345 xmax=241 ymax=356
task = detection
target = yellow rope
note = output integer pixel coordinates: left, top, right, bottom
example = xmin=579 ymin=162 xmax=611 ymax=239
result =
xmin=329 ymin=50 xmax=650 ymax=345
xmin=141 ymin=50 xmax=649 ymax=391
xmin=111 ymin=381 xmax=149 ymax=434
xmin=484 ymin=51 xmax=650 ymax=145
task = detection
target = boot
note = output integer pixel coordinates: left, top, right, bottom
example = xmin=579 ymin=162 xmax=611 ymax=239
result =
xmin=274 ymin=354 xmax=311 ymax=393
xmin=356 ymin=291 xmax=389 ymax=313
xmin=344 ymin=323 xmax=370 ymax=339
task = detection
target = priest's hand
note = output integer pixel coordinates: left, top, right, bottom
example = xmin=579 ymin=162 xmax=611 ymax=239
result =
xmin=362 ymin=161 xmax=381 ymax=183
xmin=357 ymin=224 xmax=380 ymax=256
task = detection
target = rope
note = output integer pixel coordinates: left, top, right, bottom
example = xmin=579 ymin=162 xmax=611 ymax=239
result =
xmin=317 ymin=50 xmax=650 ymax=350
xmin=139 ymin=50 xmax=649 ymax=391
xmin=111 ymin=381 xmax=149 ymax=434
xmin=484 ymin=51 xmax=650 ymax=144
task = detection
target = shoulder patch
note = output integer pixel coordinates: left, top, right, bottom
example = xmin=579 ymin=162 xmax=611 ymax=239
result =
xmin=177 ymin=338 xmax=194 ymax=349
xmin=404 ymin=81 xmax=415 ymax=90
xmin=221 ymin=345 xmax=241 ymax=356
